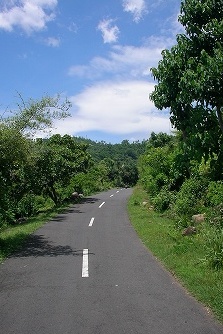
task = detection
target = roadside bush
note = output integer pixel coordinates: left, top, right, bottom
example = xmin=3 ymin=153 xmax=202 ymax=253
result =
xmin=206 ymin=181 xmax=223 ymax=207
xmin=0 ymin=193 xmax=14 ymax=225
xmin=173 ymin=177 xmax=208 ymax=217
xmin=207 ymin=203 xmax=223 ymax=229
xmin=0 ymin=209 xmax=15 ymax=227
xmin=203 ymin=225 xmax=223 ymax=270
xmin=17 ymin=193 xmax=39 ymax=217
xmin=71 ymin=169 xmax=110 ymax=196
xmin=140 ymin=175 xmax=158 ymax=198
xmin=139 ymin=145 xmax=174 ymax=197
xmin=152 ymin=187 xmax=176 ymax=213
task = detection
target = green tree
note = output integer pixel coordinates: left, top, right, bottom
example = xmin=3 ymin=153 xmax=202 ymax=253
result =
xmin=4 ymin=94 xmax=71 ymax=136
xmin=0 ymin=125 xmax=31 ymax=223
xmin=139 ymin=145 xmax=173 ymax=197
xmin=0 ymin=94 xmax=72 ymax=224
xmin=119 ymin=158 xmax=138 ymax=187
xmin=147 ymin=132 xmax=174 ymax=149
xmin=30 ymin=135 xmax=91 ymax=205
xmin=150 ymin=0 xmax=223 ymax=176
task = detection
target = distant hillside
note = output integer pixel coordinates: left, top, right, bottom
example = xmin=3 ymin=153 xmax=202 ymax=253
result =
xmin=73 ymin=137 xmax=148 ymax=162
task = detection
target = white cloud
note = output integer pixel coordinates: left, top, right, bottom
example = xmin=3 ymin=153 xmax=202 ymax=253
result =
xmin=51 ymin=80 xmax=171 ymax=140
xmin=0 ymin=0 xmax=57 ymax=33
xmin=45 ymin=36 xmax=60 ymax=47
xmin=68 ymin=22 xmax=78 ymax=33
xmin=68 ymin=43 xmax=164 ymax=79
xmin=63 ymin=10 xmax=178 ymax=141
xmin=122 ymin=0 xmax=148 ymax=23
xmin=97 ymin=19 xmax=120 ymax=43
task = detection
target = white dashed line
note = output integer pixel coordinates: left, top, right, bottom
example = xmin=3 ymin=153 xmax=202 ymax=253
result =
xmin=82 ymin=249 xmax=89 ymax=277
xmin=116 ymin=190 xmax=119 ymax=193
xmin=89 ymin=217 xmax=94 ymax=227
xmin=110 ymin=194 xmax=114 ymax=197
xmin=99 ymin=202 xmax=105 ymax=208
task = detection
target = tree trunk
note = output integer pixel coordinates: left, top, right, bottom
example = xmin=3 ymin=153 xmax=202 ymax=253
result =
xmin=47 ymin=184 xmax=58 ymax=205
xmin=216 ymin=106 xmax=223 ymax=135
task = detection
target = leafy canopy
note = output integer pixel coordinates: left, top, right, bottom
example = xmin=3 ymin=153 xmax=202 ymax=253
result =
xmin=2 ymin=94 xmax=71 ymax=137
xmin=150 ymin=0 xmax=223 ymax=165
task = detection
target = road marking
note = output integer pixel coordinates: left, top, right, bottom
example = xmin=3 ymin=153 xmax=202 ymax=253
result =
xmin=110 ymin=194 xmax=114 ymax=197
xmin=99 ymin=201 xmax=105 ymax=208
xmin=89 ymin=217 xmax=94 ymax=227
xmin=116 ymin=190 xmax=119 ymax=193
xmin=82 ymin=249 xmax=89 ymax=277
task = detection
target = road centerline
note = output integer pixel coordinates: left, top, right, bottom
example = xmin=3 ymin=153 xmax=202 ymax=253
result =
xmin=82 ymin=249 xmax=89 ymax=278
xmin=89 ymin=217 xmax=94 ymax=227
xmin=99 ymin=201 xmax=105 ymax=208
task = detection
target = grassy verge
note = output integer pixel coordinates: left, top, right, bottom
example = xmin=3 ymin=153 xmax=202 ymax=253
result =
xmin=128 ymin=185 xmax=223 ymax=323
xmin=0 ymin=204 xmax=69 ymax=262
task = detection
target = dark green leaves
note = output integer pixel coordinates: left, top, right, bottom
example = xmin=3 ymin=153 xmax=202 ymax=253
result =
xmin=150 ymin=0 xmax=223 ymax=166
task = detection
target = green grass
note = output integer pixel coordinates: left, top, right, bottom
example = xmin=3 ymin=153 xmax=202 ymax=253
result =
xmin=128 ymin=185 xmax=223 ymax=323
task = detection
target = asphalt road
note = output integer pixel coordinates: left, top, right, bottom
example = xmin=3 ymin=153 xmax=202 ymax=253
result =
xmin=0 ymin=188 xmax=222 ymax=334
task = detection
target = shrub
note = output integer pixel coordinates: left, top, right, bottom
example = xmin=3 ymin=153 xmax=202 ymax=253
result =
xmin=141 ymin=175 xmax=159 ymax=197
xmin=207 ymin=203 xmax=223 ymax=229
xmin=206 ymin=181 xmax=223 ymax=207
xmin=152 ymin=187 xmax=176 ymax=213
xmin=203 ymin=225 xmax=223 ymax=270
xmin=173 ymin=177 xmax=208 ymax=217
xmin=17 ymin=193 xmax=38 ymax=217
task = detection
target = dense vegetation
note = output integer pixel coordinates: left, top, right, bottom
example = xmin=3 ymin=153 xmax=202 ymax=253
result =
xmin=138 ymin=132 xmax=223 ymax=270
xmin=138 ymin=0 xmax=223 ymax=271
xmin=0 ymin=95 xmax=145 ymax=230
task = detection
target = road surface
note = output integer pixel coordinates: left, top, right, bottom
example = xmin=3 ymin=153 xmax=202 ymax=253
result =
xmin=0 ymin=188 xmax=222 ymax=334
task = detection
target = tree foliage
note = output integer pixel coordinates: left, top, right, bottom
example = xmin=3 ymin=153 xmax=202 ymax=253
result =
xmin=0 ymin=95 xmax=74 ymax=224
xmin=0 ymin=94 xmax=147 ymax=226
xmin=0 ymin=125 xmax=31 ymax=223
xmin=73 ymin=137 xmax=147 ymax=187
xmin=3 ymin=94 xmax=71 ymax=136
xmin=31 ymin=135 xmax=91 ymax=204
xmin=150 ymin=0 xmax=223 ymax=172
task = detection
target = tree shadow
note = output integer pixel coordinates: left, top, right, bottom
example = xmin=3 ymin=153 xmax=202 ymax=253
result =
xmin=0 ymin=196 xmax=100 ymax=260
xmin=10 ymin=234 xmax=88 ymax=258
xmin=80 ymin=197 xmax=100 ymax=204
xmin=48 ymin=207 xmax=84 ymax=222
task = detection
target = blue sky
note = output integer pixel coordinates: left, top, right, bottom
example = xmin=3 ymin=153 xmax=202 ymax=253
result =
xmin=0 ymin=0 xmax=183 ymax=143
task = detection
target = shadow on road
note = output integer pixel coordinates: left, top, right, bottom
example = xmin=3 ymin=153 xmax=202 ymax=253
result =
xmin=80 ymin=197 xmax=100 ymax=204
xmin=10 ymin=234 xmax=87 ymax=258
xmin=50 ymin=197 xmax=100 ymax=221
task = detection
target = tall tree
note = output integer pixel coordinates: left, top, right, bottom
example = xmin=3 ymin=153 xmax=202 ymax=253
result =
xmin=0 ymin=125 xmax=31 ymax=223
xmin=150 ymin=0 xmax=223 ymax=173
xmin=0 ymin=94 xmax=72 ymax=223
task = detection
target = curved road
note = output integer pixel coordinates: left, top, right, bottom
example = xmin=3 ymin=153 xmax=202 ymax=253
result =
xmin=0 ymin=188 xmax=222 ymax=334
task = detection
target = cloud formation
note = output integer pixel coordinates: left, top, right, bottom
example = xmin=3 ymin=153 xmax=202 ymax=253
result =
xmin=0 ymin=0 xmax=57 ymax=33
xmin=122 ymin=0 xmax=148 ymax=23
xmin=51 ymin=80 xmax=171 ymax=141
xmin=68 ymin=43 xmax=165 ymax=80
xmin=65 ymin=35 xmax=175 ymax=141
xmin=45 ymin=36 xmax=60 ymax=47
xmin=97 ymin=19 xmax=120 ymax=43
